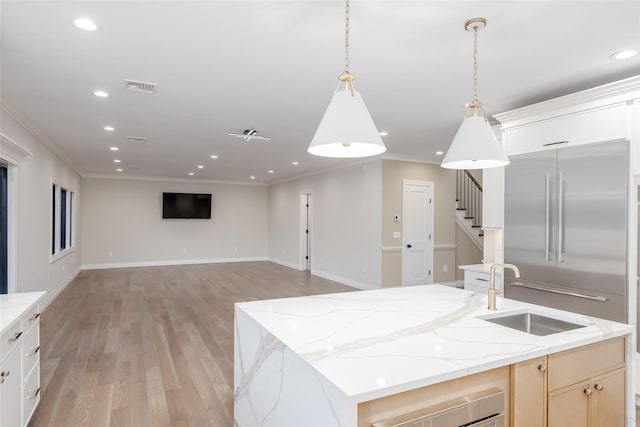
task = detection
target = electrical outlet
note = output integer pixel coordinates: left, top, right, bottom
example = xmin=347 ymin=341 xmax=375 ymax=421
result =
xmin=107 ymin=250 xmax=112 ymax=257
xmin=443 ymin=265 xmax=448 ymax=273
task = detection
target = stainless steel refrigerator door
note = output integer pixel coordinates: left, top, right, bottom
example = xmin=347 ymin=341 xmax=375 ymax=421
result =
xmin=555 ymin=140 xmax=628 ymax=320
xmin=504 ymin=150 xmax=558 ymax=289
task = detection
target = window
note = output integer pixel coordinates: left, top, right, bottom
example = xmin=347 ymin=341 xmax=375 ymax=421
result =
xmin=1 ymin=164 xmax=7 ymax=294
xmin=51 ymin=183 xmax=75 ymax=258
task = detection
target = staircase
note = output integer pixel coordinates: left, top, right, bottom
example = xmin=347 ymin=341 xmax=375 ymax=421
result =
xmin=456 ymin=169 xmax=483 ymax=250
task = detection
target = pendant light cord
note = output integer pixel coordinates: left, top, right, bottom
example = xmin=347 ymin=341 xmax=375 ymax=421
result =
xmin=344 ymin=0 xmax=350 ymax=70
xmin=472 ymin=25 xmax=479 ymax=103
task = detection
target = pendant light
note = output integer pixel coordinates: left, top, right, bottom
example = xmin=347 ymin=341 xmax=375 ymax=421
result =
xmin=441 ymin=18 xmax=509 ymax=170
xmin=308 ymin=0 xmax=386 ymax=158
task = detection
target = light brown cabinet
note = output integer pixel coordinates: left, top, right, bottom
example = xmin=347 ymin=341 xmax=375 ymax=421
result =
xmin=511 ymin=357 xmax=548 ymax=427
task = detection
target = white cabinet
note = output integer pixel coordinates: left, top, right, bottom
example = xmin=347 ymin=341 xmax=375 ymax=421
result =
xmin=459 ymin=264 xmax=502 ymax=294
xmin=503 ymin=103 xmax=628 ymax=156
xmin=0 ymin=294 xmax=44 ymax=427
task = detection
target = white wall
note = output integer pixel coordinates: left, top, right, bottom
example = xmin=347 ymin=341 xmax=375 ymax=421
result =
xmin=0 ymin=107 xmax=82 ymax=307
xmin=268 ymin=160 xmax=382 ymax=289
xmin=81 ymin=177 xmax=268 ymax=268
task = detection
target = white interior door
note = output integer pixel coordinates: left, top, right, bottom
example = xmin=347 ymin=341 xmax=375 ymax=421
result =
xmin=402 ymin=180 xmax=434 ymax=286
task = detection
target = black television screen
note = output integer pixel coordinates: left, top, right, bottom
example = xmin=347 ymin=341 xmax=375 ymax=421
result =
xmin=162 ymin=193 xmax=212 ymax=219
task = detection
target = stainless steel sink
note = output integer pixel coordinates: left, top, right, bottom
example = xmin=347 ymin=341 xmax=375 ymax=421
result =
xmin=481 ymin=312 xmax=586 ymax=336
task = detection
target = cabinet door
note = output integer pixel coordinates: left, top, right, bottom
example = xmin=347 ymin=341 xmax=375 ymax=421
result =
xmin=511 ymin=357 xmax=547 ymax=427
xmin=548 ymin=381 xmax=589 ymax=427
xmin=590 ymin=369 xmax=625 ymax=427
xmin=0 ymin=346 xmax=22 ymax=427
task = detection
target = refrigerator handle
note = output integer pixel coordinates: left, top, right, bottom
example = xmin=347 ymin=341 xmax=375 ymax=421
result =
xmin=558 ymin=172 xmax=565 ymax=263
xmin=545 ymin=173 xmax=551 ymax=261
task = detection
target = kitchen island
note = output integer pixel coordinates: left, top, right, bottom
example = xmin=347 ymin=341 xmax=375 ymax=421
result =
xmin=234 ymin=285 xmax=633 ymax=427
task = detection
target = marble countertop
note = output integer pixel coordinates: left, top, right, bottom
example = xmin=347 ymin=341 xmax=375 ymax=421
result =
xmin=236 ymin=285 xmax=632 ymax=403
xmin=0 ymin=292 xmax=46 ymax=334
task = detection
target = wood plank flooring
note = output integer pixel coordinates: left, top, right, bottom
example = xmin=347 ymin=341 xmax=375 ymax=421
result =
xmin=29 ymin=262 xmax=355 ymax=427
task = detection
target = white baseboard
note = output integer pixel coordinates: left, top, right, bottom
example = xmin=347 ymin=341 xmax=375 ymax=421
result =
xmin=40 ymin=267 xmax=81 ymax=312
xmin=311 ymin=269 xmax=379 ymax=290
xmin=268 ymin=257 xmax=304 ymax=271
xmin=81 ymin=256 xmax=269 ymax=270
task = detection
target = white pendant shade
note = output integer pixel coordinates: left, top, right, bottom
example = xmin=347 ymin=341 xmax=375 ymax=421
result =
xmin=308 ymin=89 xmax=386 ymax=158
xmin=441 ymin=115 xmax=510 ymax=169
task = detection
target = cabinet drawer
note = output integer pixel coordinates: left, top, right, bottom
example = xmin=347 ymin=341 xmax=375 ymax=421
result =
xmin=1 ymin=320 xmax=24 ymax=359
xmin=21 ymin=305 xmax=41 ymax=332
xmin=464 ymin=271 xmax=501 ymax=289
xmin=23 ymin=363 xmax=40 ymax=426
xmin=22 ymin=322 xmax=40 ymax=380
xmin=504 ymin=103 xmax=628 ymax=156
xmin=548 ymin=337 xmax=625 ymax=391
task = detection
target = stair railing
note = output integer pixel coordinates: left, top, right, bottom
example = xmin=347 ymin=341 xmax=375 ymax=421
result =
xmin=456 ymin=170 xmax=483 ymax=236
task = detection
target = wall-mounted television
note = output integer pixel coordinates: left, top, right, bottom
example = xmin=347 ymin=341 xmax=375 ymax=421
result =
xmin=162 ymin=192 xmax=212 ymax=219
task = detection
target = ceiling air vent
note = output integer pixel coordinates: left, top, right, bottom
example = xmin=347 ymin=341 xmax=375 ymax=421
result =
xmin=124 ymin=79 xmax=158 ymax=94
xmin=126 ymin=136 xmax=147 ymax=143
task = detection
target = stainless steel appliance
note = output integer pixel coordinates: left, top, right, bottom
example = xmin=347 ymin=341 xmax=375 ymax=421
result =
xmin=504 ymin=140 xmax=628 ymax=323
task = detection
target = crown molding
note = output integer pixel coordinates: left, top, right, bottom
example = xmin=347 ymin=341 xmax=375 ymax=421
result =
xmin=0 ymin=102 xmax=84 ymax=175
xmin=0 ymin=132 xmax=32 ymax=165
xmin=493 ymin=74 xmax=640 ymax=127
xmin=82 ymin=173 xmax=268 ymax=186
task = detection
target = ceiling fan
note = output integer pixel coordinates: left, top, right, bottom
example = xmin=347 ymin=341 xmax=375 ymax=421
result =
xmin=227 ymin=129 xmax=271 ymax=141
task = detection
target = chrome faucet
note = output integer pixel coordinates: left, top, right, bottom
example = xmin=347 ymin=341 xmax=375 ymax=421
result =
xmin=488 ymin=263 xmax=520 ymax=310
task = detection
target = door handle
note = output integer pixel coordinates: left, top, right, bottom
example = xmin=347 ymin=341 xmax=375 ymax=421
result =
xmin=545 ymin=173 xmax=551 ymax=261
xmin=406 ymin=244 xmax=412 ymax=248
xmin=558 ymin=172 xmax=565 ymax=263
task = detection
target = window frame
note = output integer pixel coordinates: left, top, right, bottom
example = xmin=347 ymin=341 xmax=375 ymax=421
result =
xmin=50 ymin=181 xmax=76 ymax=263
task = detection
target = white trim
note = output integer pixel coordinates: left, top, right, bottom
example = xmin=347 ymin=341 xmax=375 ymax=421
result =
xmin=269 ymin=158 xmax=379 ymax=186
xmin=493 ymin=75 xmax=640 ymax=126
xmin=0 ymin=132 xmax=32 ymax=165
xmin=310 ymin=269 xmax=377 ymax=290
xmin=268 ymin=257 xmax=304 ymax=271
xmin=82 ymin=173 xmax=268 ymax=186
xmin=50 ymin=247 xmax=76 ymax=264
xmin=5 ymin=163 xmax=17 ymax=293
xmin=81 ymin=256 xmax=269 ymax=270
xmin=1 ymin=103 xmax=83 ymax=175
xmin=40 ymin=267 xmax=81 ymax=312
xmin=381 ymin=153 xmax=440 ymax=165
xmin=382 ymin=246 xmax=401 ymax=252
xmin=455 ymin=214 xmax=483 ymax=251
xmin=434 ymin=244 xmax=457 ymax=251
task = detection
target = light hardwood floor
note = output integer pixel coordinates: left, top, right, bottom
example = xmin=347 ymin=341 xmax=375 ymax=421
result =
xmin=29 ymin=262 xmax=354 ymax=427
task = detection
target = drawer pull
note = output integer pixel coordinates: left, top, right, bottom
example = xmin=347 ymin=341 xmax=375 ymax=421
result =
xmin=28 ymin=346 xmax=40 ymax=356
xmin=537 ymin=364 xmax=547 ymax=372
xmin=583 ymin=388 xmax=592 ymax=396
xmin=542 ymin=140 xmax=569 ymax=147
xmin=595 ymin=383 xmax=604 ymax=391
xmin=475 ymin=277 xmax=489 ymax=282
xmin=8 ymin=331 xmax=23 ymax=342
xmin=511 ymin=282 xmax=608 ymax=302
xmin=27 ymin=387 xmax=41 ymax=400
xmin=29 ymin=313 xmax=41 ymax=321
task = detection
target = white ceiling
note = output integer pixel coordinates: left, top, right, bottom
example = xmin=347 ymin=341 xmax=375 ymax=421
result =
xmin=1 ymin=1 xmax=639 ymax=183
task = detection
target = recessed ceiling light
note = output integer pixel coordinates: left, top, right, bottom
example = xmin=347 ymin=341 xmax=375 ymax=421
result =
xmin=436 ymin=151 xmax=444 ymax=155
xmin=104 ymin=126 xmax=115 ymax=131
xmin=114 ymin=159 xmax=121 ymax=163
xmin=197 ymin=165 xmax=204 ymax=169
xmin=188 ymin=172 xmax=194 ymax=176
xmin=109 ymin=146 xmax=119 ymax=151
xmin=379 ymin=131 xmax=389 ymax=136
xmin=93 ymin=90 xmax=110 ymax=98
xmin=268 ymin=170 xmax=275 ymax=174
xmin=250 ymin=176 xmax=256 ymax=180
xmin=116 ymin=168 xmax=123 ymax=172
xmin=292 ymin=161 xmax=299 ymax=165
xmin=74 ymin=18 xmax=98 ymax=31
xmin=610 ymin=49 xmax=638 ymax=60
xmin=210 ymin=155 xmax=219 ymax=159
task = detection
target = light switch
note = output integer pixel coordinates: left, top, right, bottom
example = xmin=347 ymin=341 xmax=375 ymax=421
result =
xmin=392 ymin=232 xmax=401 ymax=239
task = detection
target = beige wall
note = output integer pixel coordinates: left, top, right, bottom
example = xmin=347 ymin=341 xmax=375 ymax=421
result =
xmin=81 ymin=177 xmax=268 ymax=267
xmin=455 ymin=224 xmax=483 ymax=280
xmin=381 ymin=160 xmax=456 ymax=287
xmin=0 ymin=107 xmax=82 ymax=305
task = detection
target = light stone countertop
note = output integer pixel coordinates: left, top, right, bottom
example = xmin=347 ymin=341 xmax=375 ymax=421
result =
xmin=0 ymin=292 xmax=46 ymax=335
xmin=236 ymin=284 xmax=632 ymax=403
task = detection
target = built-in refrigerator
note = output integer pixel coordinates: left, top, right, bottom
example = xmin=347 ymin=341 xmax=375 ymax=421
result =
xmin=504 ymin=140 xmax=628 ymax=323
